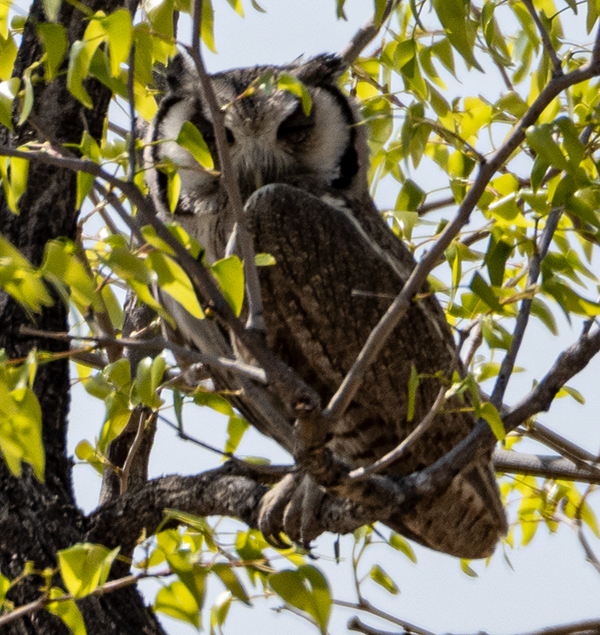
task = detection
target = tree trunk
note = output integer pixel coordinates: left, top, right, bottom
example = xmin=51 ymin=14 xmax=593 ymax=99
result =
xmin=0 ymin=2 xmax=164 ymax=632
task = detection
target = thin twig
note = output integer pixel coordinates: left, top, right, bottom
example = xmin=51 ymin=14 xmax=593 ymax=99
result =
xmin=334 ymin=600 xmax=436 ymax=635
xmin=415 ymin=195 xmax=456 ymax=217
xmin=522 ymin=421 xmax=600 ymax=467
xmin=350 ymin=386 xmax=446 ymax=480
xmin=0 ymin=569 xmax=169 ymax=628
xmin=347 ymin=616 xmax=400 ymax=635
xmin=340 ymin=0 xmax=400 ymax=68
xmin=490 ymin=207 xmax=562 ymax=409
xmin=19 ymin=327 xmax=268 ymax=383
xmin=120 ymin=408 xmax=150 ymax=493
xmin=126 ymin=42 xmax=137 ymax=183
xmin=522 ymin=0 xmax=563 ymax=77
xmin=186 ymin=0 xmax=265 ymax=334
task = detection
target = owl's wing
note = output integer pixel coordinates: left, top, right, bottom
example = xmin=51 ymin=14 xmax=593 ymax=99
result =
xmin=245 ymin=183 xmax=506 ymax=558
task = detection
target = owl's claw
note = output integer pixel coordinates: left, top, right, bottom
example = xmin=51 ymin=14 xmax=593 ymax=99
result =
xmin=258 ymin=473 xmax=296 ymax=549
xmin=257 ymin=473 xmax=325 ymax=550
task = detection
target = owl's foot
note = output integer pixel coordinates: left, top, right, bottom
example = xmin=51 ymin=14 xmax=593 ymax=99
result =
xmin=258 ymin=473 xmax=326 ymax=550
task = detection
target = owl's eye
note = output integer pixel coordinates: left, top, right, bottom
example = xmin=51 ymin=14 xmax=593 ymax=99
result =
xmin=277 ymin=103 xmax=313 ymax=143
xmin=225 ymin=127 xmax=235 ymax=145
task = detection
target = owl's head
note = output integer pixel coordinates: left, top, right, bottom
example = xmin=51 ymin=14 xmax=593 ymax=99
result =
xmin=145 ymin=54 xmax=370 ymax=260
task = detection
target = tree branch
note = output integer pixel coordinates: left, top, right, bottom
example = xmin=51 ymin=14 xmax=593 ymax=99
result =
xmin=186 ymin=0 xmax=265 ymax=335
xmin=493 ymin=449 xmax=600 ymax=484
xmin=522 ymin=0 xmax=563 ymax=77
xmin=340 ymin=1 xmax=400 ymax=68
xmin=324 ymin=60 xmax=600 ymax=425
xmin=0 ymin=144 xmax=318 ymax=448
xmin=491 ymin=207 xmax=561 ymax=408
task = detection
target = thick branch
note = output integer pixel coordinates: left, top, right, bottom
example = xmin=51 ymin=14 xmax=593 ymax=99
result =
xmin=493 ymin=450 xmax=600 ymax=484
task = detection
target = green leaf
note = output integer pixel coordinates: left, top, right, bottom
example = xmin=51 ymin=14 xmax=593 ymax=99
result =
xmin=211 ymin=563 xmax=251 ymax=605
xmin=167 ymin=551 xmax=207 ymax=608
xmin=37 ymin=23 xmax=68 ymax=81
xmin=167 ymin=169 xmax=181 ymax=213
xmin=485 ymin=235 xmax=512 ymax=287
xmin=543 ymin=277 xmax=600 ymax=317
xmin=374 ymin=0 xmax=387 ymax=27
xmin=225 ymin=0 xmax=244 ymax=16
xmin=581 ymin=501 xmax=600 ymax=537
xmin=556 ymin=385 xmax=585 ymax=404
xmin=155 ymin=580 xmax=200 ymax=628
xmin=495 ymin=91 xmax=528 ymax=118
xmin=75 ymin=440 xmax=103 ymax=474
xmin=224 ymin=416 xmax=249 ymax=455
xmin=0 ymin=32 xmax=17 ymax=82
xmin=407 ymin=364 xmax=418 ymax=422
xmin=194 ymin=391 xmax=234 ymax=416
xmin=370 ymin=564 xmax=399 ymax=594
xmin=100 ymin=9 xmax=132 ymax=77
xmin=0 ymin=572 xmax=9 ymax=605
xmin=277 ymin=73 xmax=312 ymax=116
xmin=0 ymin=78 xmax=19 ymax=130
xmin=255 ymin=252 xmax=275 ymax=266
xmin=389 ymin=532 xmax=417 ymax=562
xmin=41 ymin=240 xmax=103 ymax=313
xmin=135 ymin=356 xmax=164 ymax=409
xmin=460 ymin=559 xmax=478 ymax=577
xmin=432 ymin=0 xmax=482 ymax=71
xmin=480 ymin=401 xmax=505 ymax=441
xmin=269 ymin=566 xmax=331 ymax=634
xmin=211 ymin=255 xmax=244 ymax=317
xmin=211 ymin=591 xmax=233 ymax=634
xmin=67 ymin=39 xmax=103 ymax=109
xmin=556 ymin=117 xmax=585 ymax=168
xmin=46 ymin=588 xmax=87 ymax=635
xmin=58 ymin=543 xmax=120 ymax=599
xmin=0 ymin=151 xmax=29 ymax=214
xmin=201 ymin=0 xmax=217 ymax=53
xmin=176 ymin=121 xmax=214 ymax=170
xmin=526 ymin=124 xmax=569 ymax=172
xmin=469 ymin=272 xmax=503 ymax=312
xmin=396 ymin=179 xmax=425 ymax=212
xmin=0 ymin=381 xmax=45 ymax=481
xmin=147 ymin=251 xmax=205 ymax=319
xmin=530 ymin=297 xmax=558 ymax=335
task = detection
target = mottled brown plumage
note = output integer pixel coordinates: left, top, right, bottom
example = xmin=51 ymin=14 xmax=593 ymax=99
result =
xmin=145 ymin=54 xmax=507 ymax=558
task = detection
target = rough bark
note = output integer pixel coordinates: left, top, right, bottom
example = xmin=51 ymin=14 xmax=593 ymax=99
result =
xmin=0 ymin=2 xmax=164 ymax=632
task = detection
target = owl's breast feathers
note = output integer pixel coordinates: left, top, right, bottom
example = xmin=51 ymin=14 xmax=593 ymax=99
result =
xmin=244 ymin=184 xmax=507 ymax=558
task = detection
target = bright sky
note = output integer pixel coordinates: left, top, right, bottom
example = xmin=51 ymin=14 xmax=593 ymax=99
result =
xmin=65 ymin=1 xmax=600 ymax=634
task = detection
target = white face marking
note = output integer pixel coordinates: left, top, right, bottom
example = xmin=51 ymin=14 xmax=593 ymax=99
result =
xmin=300 ymin=88 xmax=350 ymax=182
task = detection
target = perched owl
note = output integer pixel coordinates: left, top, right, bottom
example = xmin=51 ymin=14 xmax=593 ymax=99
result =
xmin=145 ymin=54 xmax=507 ymax=558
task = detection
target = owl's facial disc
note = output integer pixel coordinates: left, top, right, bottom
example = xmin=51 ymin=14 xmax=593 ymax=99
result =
xmin=212 ymin=85 xmax=354 ymax=201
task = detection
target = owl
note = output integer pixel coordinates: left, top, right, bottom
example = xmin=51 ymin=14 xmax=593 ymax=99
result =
xmin=144 ymin=54 xmax=507 ymax=558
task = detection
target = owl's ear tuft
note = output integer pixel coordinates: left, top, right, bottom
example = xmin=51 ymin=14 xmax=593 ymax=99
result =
xmin=167 ymin=52 xmax=200 ymax=91
xmin=294 ymin=54 xmax=344 ymax=85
